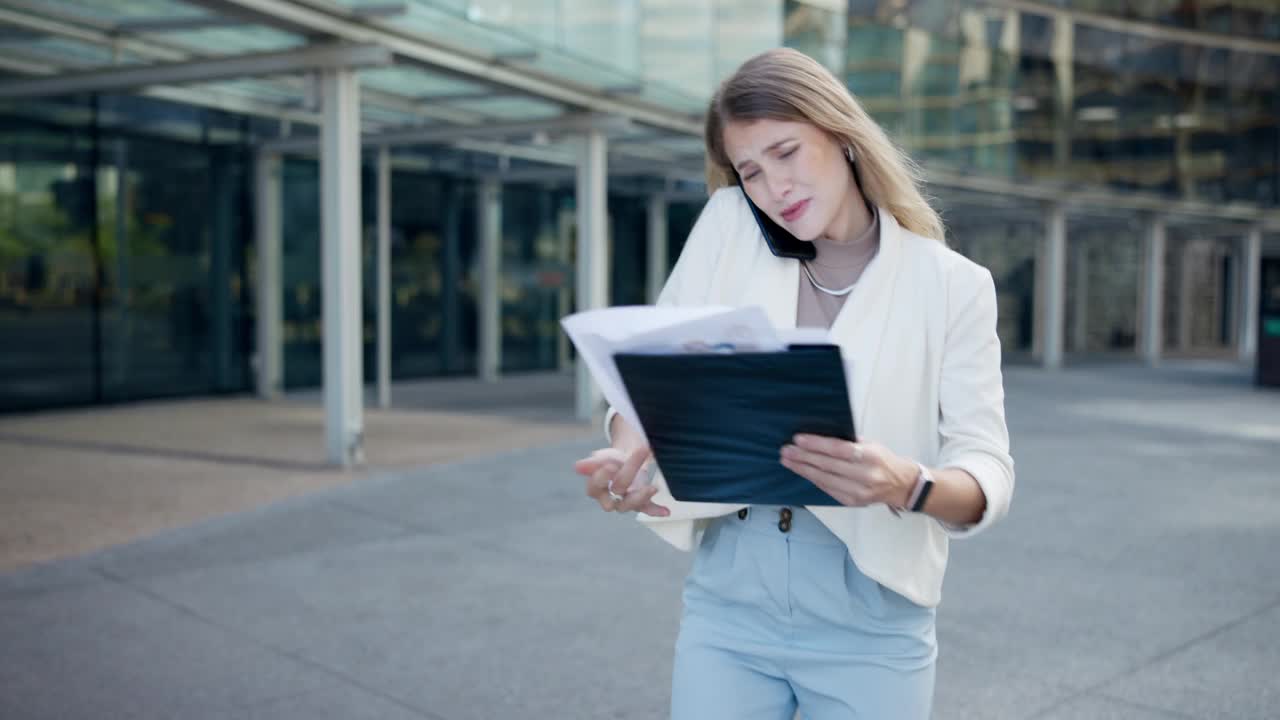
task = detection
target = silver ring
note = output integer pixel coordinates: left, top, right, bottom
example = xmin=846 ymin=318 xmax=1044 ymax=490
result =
xmin=607 ymin=479 xmax=625 ymax=504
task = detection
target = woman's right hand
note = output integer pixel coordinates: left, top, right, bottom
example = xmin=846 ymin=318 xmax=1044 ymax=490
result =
xmin=574 ymin=446 xmax=670 ymax=517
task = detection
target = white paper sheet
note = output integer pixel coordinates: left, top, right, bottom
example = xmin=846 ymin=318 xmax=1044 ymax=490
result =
xmin=561 ymin=305 xmax=837 ymax=438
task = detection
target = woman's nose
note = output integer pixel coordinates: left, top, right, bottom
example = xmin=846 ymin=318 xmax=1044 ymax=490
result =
xmin=765 ymin=173 xmax=791 ymax=204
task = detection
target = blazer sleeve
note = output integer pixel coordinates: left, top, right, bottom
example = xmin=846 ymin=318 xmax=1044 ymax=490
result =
xmin=603 ymin=189 xmax=732 ymax=442
xmin=935 ymin=265 xmax=1015 ymax=538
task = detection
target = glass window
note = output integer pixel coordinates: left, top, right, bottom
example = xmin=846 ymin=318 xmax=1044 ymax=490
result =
xmin=0 ymin=112 xmax=98 ymax=411
xmin=97 ymin=126 xmax=252 ymax=403
xmin=499 ymin=183 xmax=572 ymax=372
xmin=1162 ymin=228 xmax=1240 ymax=353
xmin=562 ymin=0 xmax=641 ymax=76
xmin=641 ymin=0 xmax=716 ymax=98
xmin=715 ymin=0 xmax=784 ymax=80
xmin=364 ymin=168 xmax=478 ymax=379
xmin=785 ymin=0 xmax=847 ymax=74
xmin=283 ymin=159 xmax=482 ymax=389
xmin=0 ymin=93 xmax=255 ymax=411
xmin=1063 ymin=213 xmax=1142 ymax=355
xmin=280 ymin=157 xmax=322 ymax=390
xmin=665 ymin=198 xmax=705 ymax=275
xmin=941 ymin=197 xmax=1040 ymax=357
xmin=609 ymin=194 xmax=648 ymax=307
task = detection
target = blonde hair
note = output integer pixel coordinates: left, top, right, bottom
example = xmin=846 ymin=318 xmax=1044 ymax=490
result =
xmin=705 ymin=47 xmax=944 ymax=242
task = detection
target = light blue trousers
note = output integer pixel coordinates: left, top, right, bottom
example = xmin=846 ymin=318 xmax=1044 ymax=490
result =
xmin=671 ymin=506 xmax=937 ymax=720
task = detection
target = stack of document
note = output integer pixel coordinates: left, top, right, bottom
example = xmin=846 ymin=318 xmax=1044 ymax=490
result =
xmin=561 ymin=306 xmax=855 ymax=506
xmin=561 ymin=305 xmax=827 ymax=434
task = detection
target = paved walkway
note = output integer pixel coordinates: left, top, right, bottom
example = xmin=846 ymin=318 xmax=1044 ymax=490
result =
xmin=1 ymin=362 xmax=1278 ymax=719
xmin=0 ymin=373 xmax=591 ymax=571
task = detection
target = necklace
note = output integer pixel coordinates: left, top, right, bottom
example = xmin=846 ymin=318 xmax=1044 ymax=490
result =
xmin=800 ymin=260 xmax=858 ymax=296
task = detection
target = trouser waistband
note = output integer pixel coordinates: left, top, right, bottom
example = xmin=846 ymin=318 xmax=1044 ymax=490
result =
xmin=728 ymin=505 xmax=843 ymax=545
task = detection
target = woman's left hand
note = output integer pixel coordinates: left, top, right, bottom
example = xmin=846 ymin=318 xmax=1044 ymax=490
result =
xmin=780 ymin=434 xmax=916 ymax=509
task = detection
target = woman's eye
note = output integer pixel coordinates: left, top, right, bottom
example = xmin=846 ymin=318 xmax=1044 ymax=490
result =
xmin=743 ymin=171 xmax=760 ymax=182
xmin=780 ymin=148 xmax=797 ymax=159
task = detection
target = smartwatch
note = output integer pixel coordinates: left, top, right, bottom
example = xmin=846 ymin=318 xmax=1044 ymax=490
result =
xmin=908 ymin=463 xmax=935 ymax=513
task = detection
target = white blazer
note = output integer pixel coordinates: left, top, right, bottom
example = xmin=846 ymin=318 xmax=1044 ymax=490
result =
xmin=611 ymin=187 xmax=1015 ymax=608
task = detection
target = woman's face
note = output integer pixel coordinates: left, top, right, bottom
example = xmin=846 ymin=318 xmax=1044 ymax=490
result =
xmin=722 ymin=118 xmax=855 ymax=243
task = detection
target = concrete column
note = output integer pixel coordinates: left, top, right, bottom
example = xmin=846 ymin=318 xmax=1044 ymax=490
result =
xmin=1041 ymin=202 xmax=1066 ymax=369
xmin=1051 ymin=16 xmax=1074 ymax=172
xmin=254 ymin=151 xmax=282 ymax=398
xmin=1240 ymin=227 xmax=1263 ymax=361
xmin=1140 ymin=216 xmax=1166 ymax=365
xmin=320 ymin=68 xmax=364 ymax=467
xmin=646 ymin=194 xmax=668 ymax=304
xmin=1071 ymin=241 xmax=1089 ymax=352
xmin=575 ymin=130 xmax=608 ymax=420
xmin=376 ymin=146 xmax=392 ymax=408
xmin=477 ymin=178 xmax=502 ymax=383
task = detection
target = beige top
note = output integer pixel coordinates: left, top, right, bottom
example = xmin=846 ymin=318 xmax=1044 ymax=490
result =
xmin=796 ymin=207 xmax=880 ymax=328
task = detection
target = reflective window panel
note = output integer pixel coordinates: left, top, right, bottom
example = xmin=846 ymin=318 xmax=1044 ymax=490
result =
xmin=0 ymin=109 xmax=98 ymax=411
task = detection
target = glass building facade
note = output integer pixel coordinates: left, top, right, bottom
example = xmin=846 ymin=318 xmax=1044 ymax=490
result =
xmin=0 ymin=91 xmax=707 ymax=410
xmin=1 ymin=0 xmax=1278 ymax=413
xmin=821 ymin=0 xmax=1280 ymax=361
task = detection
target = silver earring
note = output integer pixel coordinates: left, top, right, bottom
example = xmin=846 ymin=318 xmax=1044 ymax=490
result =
xmin=845 ymin=146 xmax=856 ymax=163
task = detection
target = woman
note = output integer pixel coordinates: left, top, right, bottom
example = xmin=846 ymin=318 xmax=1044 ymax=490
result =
xmin=573 ymin=47 xmax=1013 ymax=719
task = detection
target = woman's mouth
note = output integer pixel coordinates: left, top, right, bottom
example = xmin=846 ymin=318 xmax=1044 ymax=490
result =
xmin=781 ymin=199 xmax=810 ymax=223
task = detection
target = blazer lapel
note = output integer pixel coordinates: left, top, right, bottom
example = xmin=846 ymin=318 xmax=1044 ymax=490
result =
xmin=752 ymin=236 xmax=800 ymax=332
xmin=827 ymin=207 xmax=903 ymax=433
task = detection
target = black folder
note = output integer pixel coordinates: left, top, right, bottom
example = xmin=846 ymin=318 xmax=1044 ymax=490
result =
xmin=613 ymin=345 xmax=855 ymax=506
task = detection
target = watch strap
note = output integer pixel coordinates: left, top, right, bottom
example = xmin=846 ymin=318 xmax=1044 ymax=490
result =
xmin=909 ymin=464 xmax=934 ymax=513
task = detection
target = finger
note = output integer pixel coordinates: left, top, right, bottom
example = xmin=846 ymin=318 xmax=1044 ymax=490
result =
xmin=583 ymin=450 xmax=622 ymax=489
xmin=618 ymin=484 xmax=661 ymax=514
xmin=603 ymin=464 xmax=643 ymax=513
xmin=793 ymin=434 xmax=862 ymax=462
xmin=781 ymin=456 xmax=860 ymax=506
xmin=613 ymin=446 xmax=653 ymax=495
xmin=637 ymin=499 xmax=671 ymax=517
xmin=589 ymin=466 xmax=622 ymax=511
xmin=780 ymin=444 xmax=858 ymax=479
xmin=574 ymin=448 xmax=625 ymax=476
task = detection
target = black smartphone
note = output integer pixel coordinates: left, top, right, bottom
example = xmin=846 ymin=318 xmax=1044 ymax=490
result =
xmin=732 ymin=174 xmax=819 ymax=260
xmin=737 ymin=177 xmax=816 ymax=260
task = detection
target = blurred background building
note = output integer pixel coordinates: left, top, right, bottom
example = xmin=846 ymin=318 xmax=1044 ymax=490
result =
xmin=1 ymin=1 xmax=1278 ymax=464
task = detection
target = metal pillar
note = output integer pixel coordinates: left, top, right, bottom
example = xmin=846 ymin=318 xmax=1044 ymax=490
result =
xmin=254 ymin=151 xmax=282 ymax=398
xmin=1042 ymin=202 xmax=1066 ymax=369
xmin=1140 ymin=216 xmax=1166 ymax=365
xmin=575 ymin=130 xmax=608 ymax=420
xmin=478 ymin=178 xmax=502 ymax=383
xmin=320 ymin=68 xmax=364 ymax=467
xmin=376 ymin=146 xmax=392 ymax=408
xmin=646 ymin=194 xmax=668 ymax=304
xmin=1240 ymin=227 xmax=1262 ymax=361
